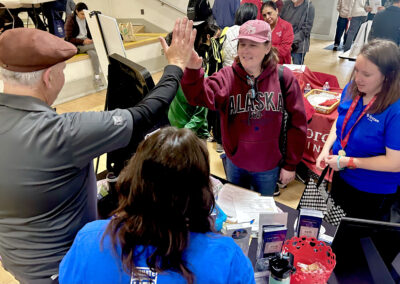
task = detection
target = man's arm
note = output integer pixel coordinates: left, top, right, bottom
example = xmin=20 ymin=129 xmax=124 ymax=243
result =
xmin=127 ymin=65 xmax=183 ymax=135
xmin=127 ymin=17 xmax=196 ymax=139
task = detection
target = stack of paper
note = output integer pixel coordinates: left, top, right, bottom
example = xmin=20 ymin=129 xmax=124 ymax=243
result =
xmin=217 ymin=184 xmax=279 ymax=231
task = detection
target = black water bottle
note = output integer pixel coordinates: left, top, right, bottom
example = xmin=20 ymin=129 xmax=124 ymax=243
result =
xmin=269 ymin=253 xmax=296 ymax=284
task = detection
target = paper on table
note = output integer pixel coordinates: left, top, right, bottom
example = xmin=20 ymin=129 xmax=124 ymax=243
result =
xmin=235 ymin=197 xmax=278 ymax=224
xmin=283 ymin=64 xmax=306 ymax=72
xmin=216 ymin=183 xmax=278 ymax=231
xmin=217 ymin=183 xmax=260 ymax=218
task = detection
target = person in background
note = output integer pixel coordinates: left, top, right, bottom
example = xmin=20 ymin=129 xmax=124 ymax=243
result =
xmin=65 ymin=0 xmax=76 ymax=17
xmin=316 ymin=40 xmax=400 ymax=222
xmin=181 ymin=20 xmax=307 ymax=196
xmin=212 ymin=0 xmax=240 ymax=29
xmin=64 ymin=2 xmax=103 ymax=90
xmin=241 ymin=0 xmax=264 ymax=20
xmin=364 ymin=0 xmax=385 ymax=20
xmin=368 ymin=0 xmax=400 ymax=45
xmin=0 ymin=17 xmax=196 ymax=283
xmin=59 ymin=127 xmax=255 ymax=283
xmin=187 ymin=0 xmax=216 ymax=26
xmin=280 ymin=0 xmax=315 ymax=65
xmin=222 ymin=2 xmax=258 ymax=67
xmin=333 ymin=0 xmax=351 ymax=51
xmin=262 ymin=1 xmax=294 ymax=64
xmin=342 ymin=0 xmax=367 ymax=52
xmin=42 ymin=0 xmax=67 ymax=35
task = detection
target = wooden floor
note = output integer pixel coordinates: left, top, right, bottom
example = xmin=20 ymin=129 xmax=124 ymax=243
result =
xmin=0 ymin=38 xmax=354 ymax=283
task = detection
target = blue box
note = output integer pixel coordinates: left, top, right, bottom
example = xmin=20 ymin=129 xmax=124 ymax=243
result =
xmin=261 ymin=226 xmax=287 ymax=258
xmin=297 ymin=208 xmax=324 ymax=239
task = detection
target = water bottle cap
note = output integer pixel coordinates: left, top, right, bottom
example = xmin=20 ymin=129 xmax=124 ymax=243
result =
xmin=269 ymin=253 xmax=296 ymax=279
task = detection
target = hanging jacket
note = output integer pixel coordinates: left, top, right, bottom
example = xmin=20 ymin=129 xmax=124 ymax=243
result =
xmin=168 ymin=85 xmax=209 ymax=139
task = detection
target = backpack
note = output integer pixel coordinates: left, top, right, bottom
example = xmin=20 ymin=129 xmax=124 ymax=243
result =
xmin=204 ymin=26 xmax=229 ymax=76
xmin=187 ymin=0 xmax=212 ymax=22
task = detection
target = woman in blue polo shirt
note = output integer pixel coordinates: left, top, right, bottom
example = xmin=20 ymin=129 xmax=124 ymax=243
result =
xmin=316 ymin=40 xmax=400 ymax=222
xmin=59 ymin=127 xmax=255 ymax=284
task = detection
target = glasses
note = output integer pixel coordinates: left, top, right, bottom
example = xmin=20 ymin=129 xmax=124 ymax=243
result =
xmin=246 ymin=75 xmax=260 ymax=124
xmin=247 ymin=75 xmax=257 ymax=99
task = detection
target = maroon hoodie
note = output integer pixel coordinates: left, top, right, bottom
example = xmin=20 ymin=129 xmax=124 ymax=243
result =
xmin=181 ymin=62 xmax=307 ymax=172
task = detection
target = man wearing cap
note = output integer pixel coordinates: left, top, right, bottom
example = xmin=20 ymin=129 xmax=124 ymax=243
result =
xmin=0 ymin=18 xmax=195 ymax=283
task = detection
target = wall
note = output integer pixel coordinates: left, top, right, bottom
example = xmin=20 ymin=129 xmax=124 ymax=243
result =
xmin=86 ymin=0 xmax=186 ymax=32
xmin=83 ymin=0 xmax=338 ymax=41
xmin=311 ymin=0 xmax=338 ymax=40
xmin=83 ymin=0 xmax=113 ymax=16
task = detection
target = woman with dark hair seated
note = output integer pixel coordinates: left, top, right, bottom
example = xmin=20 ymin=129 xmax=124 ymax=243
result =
xmin=59 ymin=127 xmax=255 ymax=283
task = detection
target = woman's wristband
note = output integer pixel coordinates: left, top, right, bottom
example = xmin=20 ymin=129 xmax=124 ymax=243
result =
xmin=337 ymin=155 xmax=345 ymax=171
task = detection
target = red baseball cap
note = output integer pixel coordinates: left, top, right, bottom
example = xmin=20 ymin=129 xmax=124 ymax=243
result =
xmin=235 ymin=20 xmax=272 ymax=43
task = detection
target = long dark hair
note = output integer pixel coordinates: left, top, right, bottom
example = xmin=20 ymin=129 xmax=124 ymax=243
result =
xmin=348 ymin=39 xmax=400 ymax=113
xmin=235 ymin=3 xmax=258 ymax=25
xmin=104 ymin=127 xmax=215 ymax=284
xmin=165 ymin=19 xmax=218 ymax=58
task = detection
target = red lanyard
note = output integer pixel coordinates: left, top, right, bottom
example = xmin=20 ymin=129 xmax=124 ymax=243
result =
xmin=340 ymin=95 xmax=377 ymax=151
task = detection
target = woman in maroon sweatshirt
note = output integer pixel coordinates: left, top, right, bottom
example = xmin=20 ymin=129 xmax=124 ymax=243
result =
xmin=181 ymin=20 xmax=306 ymax=196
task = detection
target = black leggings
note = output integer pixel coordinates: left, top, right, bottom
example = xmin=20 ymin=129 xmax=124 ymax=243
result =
xmin=331 ymin=172 xmax=396 ymax=222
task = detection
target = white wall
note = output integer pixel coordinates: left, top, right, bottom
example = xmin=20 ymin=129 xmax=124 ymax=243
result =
xmin=84 ymin=0 xmax=186 ymax=32
xmin=83 ymin=0 xmax=338 ymax=41
xmin=311 ymin=0 xmax=338 ymax=40
xmin=82 ymin=0 xmax=220 ymax=33
xmin=83 ymin=0 xmax=113 ymax=16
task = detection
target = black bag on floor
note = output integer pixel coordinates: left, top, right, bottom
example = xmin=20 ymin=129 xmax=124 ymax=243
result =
xmin=298 ymin=167 xmax=346 ymax=226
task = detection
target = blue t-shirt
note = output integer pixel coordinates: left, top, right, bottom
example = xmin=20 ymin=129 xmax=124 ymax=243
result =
xmin=59 ymin=220 xmax=255 ymax=284
xmin=332 ymin=84 xmax=400 ymax=194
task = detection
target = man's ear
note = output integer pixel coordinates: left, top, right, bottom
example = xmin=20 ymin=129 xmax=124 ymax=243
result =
xmin=42 ymin=67 xmax=52 ymax=88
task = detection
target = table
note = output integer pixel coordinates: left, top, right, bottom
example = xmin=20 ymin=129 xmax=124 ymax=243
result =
xmin=1 ymin=0 xmax=54 ymax=8
xmin=290 ymin=66 xmax=343 ymax=180
xmin=210 ymin=175 xmax=337 ymax=267
xmin=248 ymin=201 xmax=336 ymax=267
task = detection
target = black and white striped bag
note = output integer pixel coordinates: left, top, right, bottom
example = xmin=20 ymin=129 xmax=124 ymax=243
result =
xmin=298 ymin=167 xmax=346 ymax=226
